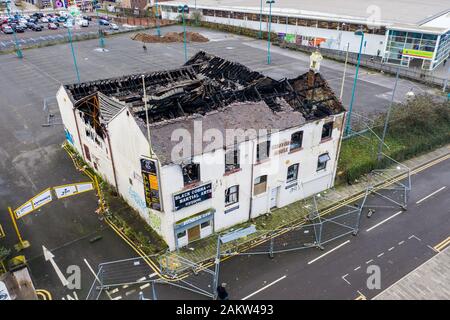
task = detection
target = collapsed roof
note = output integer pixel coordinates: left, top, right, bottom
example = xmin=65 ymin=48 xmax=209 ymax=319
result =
xmin=65 ymin=51 xmax=345 ymax=164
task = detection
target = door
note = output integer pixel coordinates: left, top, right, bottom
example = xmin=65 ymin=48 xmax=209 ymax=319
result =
xmin=270 ymin=187 xmax=279 ymax=208
xmin=187 ymin=225 xmax=201 ymax=242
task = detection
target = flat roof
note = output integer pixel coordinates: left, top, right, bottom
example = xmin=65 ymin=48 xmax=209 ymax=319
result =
xmin=163 ymin=0 xmax=450 ymax=27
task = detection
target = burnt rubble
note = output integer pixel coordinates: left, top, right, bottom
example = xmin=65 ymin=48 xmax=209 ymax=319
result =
xmin=66 ymin=51 xmax=345 ymax=127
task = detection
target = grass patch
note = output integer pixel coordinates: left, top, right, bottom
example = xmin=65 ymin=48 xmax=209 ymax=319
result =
xmin=337 ymin=95 xmax=450 ymax=184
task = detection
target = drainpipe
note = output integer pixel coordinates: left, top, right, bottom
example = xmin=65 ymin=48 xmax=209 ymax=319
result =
xmin=248 ymin=140 xmax=255 ymax=221
xmin=105 ymin=129 xmax=119 ymax=190
xmin=72 ymin=108 xmax=85 ymax=161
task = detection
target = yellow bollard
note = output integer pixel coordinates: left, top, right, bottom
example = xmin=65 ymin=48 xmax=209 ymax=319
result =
xmin=8 ymin=207 xmax=30 ymax=251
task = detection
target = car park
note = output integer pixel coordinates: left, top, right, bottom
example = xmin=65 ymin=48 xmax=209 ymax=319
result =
xmin=10 ymin=23 xmax=25 ymax=33
xmin=109 ymin=23 xmax=119 ymax=30
xmin=48 ymin=22 xmax=58 ymax=30
xmin=99 ymin=19 xmax=109 ymax=26
xmin=28 ymin=23 xmax=42 ymax=31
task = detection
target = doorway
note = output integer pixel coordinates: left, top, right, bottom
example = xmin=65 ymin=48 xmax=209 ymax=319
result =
xmin=270 ymin=187 xmax=279 ymax=208
xmin=187 ymin=225 xmax=201 ymax=242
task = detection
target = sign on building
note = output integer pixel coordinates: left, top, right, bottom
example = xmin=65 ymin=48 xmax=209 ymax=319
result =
xmin=173 ymin=183 xmax=212 ymax=211
xmin=0 ymin=281 xmax=11 ymax=300
xmin=141 ymin=158 xmax=161 ymax=211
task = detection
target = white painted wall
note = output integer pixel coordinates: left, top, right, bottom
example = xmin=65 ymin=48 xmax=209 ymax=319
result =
xmin=56 ymin=86 xmax=83 ymax=154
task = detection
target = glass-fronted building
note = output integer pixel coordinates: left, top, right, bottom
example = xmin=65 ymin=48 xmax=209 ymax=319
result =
xmin=383 ymin=13 xmax=450 ymax=70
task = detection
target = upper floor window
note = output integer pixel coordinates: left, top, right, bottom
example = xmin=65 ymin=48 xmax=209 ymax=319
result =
xmin=317 ymin=153 xmax=331 ymax=171
xmin=254 ymin=175 xmax=267 ymax=196
xmin=290 ymin=131 xmax=303 ymax=151
xmin=256 ymin=140 xmax=270 ymax=162
xmin=225 ymin=185 xmax=239 ymax=206
xmin=182 ymin=163 xmax=200 ymax=186
xmin=225 ymin=147 xmax=240 ymax=173
xmin=321 ymin=122 xmax=333 ymax=140
xmin=287 ymin=163 xmax=299 ymax=183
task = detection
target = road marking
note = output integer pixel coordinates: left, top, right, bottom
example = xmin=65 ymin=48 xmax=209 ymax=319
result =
xmin=409 ymin=235 xmax=421 ymax=241
xmin=149 ymin=272 xmax=158 ymax=278
xmin=355 ymin=291 xmax=367 ymax=300
xmin=366 ymin=211 xmax=403 ymax=232
xmin=109 ymin=288 xmax=119 ymax=294
xmin=366 ymin=259 xmax=374 ymax=264
xmin=122 ymin=285 xmax=129 ymax=289
xmin=388 ymin=247 xmax=395 ymax=251
xmin=398 ymin=240 xmax=405 ymax=245
xmin=241 ymin=275 xmax=287 ymax=300
xmin=434 ymin=236 xmax=450 ymax=252
xmin=84 ymin=258 xmax=113 ymax=300
xmin=427 ymin=245 xmax=439 ymax=253
xmin=137 ymin=276 xmax=146 ymax=282
xmin=342 ymin=274 xmax=351 ymax=285
xmin=416 ymin=186 xmax=446 ymax=204
xmin=377 ymin=252 xmax=384 ymax=258
xmin=354 ymin=266 xmax=361 ymax=271
xmin=112 ymin=296 xmax=122 ymax=300
xmin=140 ymin=283 xmax=150 ymax=290
xmin=307 ymin=240 xmax=350 ymax=265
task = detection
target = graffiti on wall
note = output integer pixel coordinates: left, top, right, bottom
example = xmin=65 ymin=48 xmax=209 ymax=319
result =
xmin=128 ymin=186 xmax=162 ymax=233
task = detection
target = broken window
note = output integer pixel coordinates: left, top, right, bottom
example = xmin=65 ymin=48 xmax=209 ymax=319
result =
xmin=225 ymin=147 xmax=240 ymax=173
xmin=225 ymin=185 xmax=239 ymax=206
xmin=287 ymin=163 xmax=299 ymax=182
xmin=321 ymin=122 xmax=333 ymax=140
xmin=182 ymin=163 xmax=200 ymax=186
xmin=254 ymin=175 xmax=267 ymax=196
xmin=317 ymin=153 xmax=331 ymax=171
xmin=290 ymin=131 xmax=303 ymax=151
xmin=256 ymin=140 xmax=271 ymax=162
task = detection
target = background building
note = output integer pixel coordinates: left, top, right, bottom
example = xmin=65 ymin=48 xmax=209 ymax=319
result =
xmin=159 ymin=0 xmax=450 ymax=71
xmin=57 ymin=51 xmax=345 ymax=250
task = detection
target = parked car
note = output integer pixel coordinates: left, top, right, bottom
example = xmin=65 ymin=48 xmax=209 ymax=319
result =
xmin=41 ymin=17 xmax=49 ymax=23
xmin=28 ymin=23 xmax=42 ymax=31
xmin=1 ymin=25 xmax=13 ymax=34
xmin=109 ymin=23 xmax=119 ymax=30
xmin=99 ymin=19 xmax=109 ymax=26
xmin=82 ymin=15 xmax=92 ymax=21
xmin=63 ymin=21 xmax=73 ymax=28
xmin=48 ymin=22 xmax=58 ymax=30
xmin=57 ymin=16 xmax=67 ymax=23
xmin=10 ymin=23 xmax=25 ymax=33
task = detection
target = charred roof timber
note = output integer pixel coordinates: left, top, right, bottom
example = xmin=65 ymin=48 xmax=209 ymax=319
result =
xmin=65 ymin=51 xmax=344 ymax=127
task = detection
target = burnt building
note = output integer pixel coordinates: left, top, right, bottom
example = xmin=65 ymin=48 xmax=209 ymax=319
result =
xmin=57 ymin=51 xmax=345 ymax=250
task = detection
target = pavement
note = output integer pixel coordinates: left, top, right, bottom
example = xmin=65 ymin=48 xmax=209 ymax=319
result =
xmin=374 ymin=246 xmax=450 ymax=300
xmin=0 ymin=24 xmax=447 ymax=300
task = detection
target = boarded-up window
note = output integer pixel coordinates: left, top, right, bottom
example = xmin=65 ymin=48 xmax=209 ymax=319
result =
xmin=84 ymin=144 xmax=91 ymax=162
xmin=254 ymin=175 xmax=267 ymax=196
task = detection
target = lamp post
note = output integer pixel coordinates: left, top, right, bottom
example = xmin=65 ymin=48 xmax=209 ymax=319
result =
xmin=6 ymin=0 xmax=23 ymax=58
xmin=67 ymin=25 xmax=81 ymax=83
xmin=178 ymin=4 xmax=188 ymax=62
xmin=93 ymin=0 xmax=105 ymax=48
xmin=344 ymin=29 xmax=364 ymax=136
xmin=258 ymin=0 xmax=263 ymax=39
xmin=266 ymin=0 xmax=275 ymax=65
xmin=155 ymin=0 xmax=161 ymax=37
xmin=377 ymin=67 xmax=400 ymax=161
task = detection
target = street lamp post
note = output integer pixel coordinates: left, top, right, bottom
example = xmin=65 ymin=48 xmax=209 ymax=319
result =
xmin=258 ymin=0 xmax=263 ymax=39
xmin=266 ymin=0 xmax=275 ymax=65
xmin=178 ymin=5 xmax=188 ymax=62
xmin=94 ymin=0 xmax=105 ymax=48
xmin=67 ymin=25 xmax=81 ymax=83
xmin=155 ymin=0 xmax=161 ymax=37
xmin=6 ymin=0 xmax=23 ymax=58
xmin=344 ymin=29 xmax=364 ymax=136
xmin=377 ymin=67 xmax=400 ymax=161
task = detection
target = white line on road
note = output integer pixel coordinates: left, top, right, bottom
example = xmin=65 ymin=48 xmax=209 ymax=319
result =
xmin=416 ymin=186 xmax=446 ymax=204
xmin=354 ymin=266 xmax=361 ymax=271
xmin=109 ymin=288 xmax=119 ymax=294
xmin=388 ymin=247 xmax=395 ymax=251
xmin=366 ymin=211 xmax=403 ymax=232
xmin=125 ymin=289 xmax=136 ymax=296
xmin=342 ymin=274 xmax=351 ymax=285
xmin=307 ymin=240 xmax=350 ymax=265
xmin=137 ymin=277 xmax=146 ymax=282
xmin=112 ymin=296 xmax=122 ymax=300
xmin=241 ymin=275 xmax=287 ymax=300
xmin=377 ymin=252 xmax=384 ymax=258
xmin=149 ymin=272 xmax=157 ymax=278
xmin=427 ymin=245 xmax=439 ymax=253
xmin=366 ymin=259 xmax=374 ymax=264
xmin=140 ymin=283 xmax=150 ymax=290
xmin=84 ymin=258 xmax=112 ymax=300
xmin=398 ymin=240 xmax=405 ymax=245
xmin=409 ymin=235 xmax=421 ymax=241
xmin=122 ymin=285 xmax=129 ymax=289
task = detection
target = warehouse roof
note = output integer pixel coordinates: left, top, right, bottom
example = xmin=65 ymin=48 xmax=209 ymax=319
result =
xmin=163 ymin=0 xmax=450 ymax=27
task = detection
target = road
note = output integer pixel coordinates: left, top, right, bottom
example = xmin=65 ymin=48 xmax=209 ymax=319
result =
xmin=0 ymin=24 xmax=445 ymax=300
xmin=107 ymin=155 xmax=449 ymax=300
